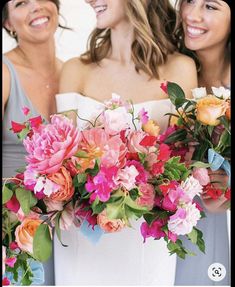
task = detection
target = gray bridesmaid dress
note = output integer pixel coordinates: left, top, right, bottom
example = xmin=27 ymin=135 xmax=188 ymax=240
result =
xmin=2 ymin=55 xmax=55 ymax=286
xmin=175 ymin=198 xmax=230 ymax=285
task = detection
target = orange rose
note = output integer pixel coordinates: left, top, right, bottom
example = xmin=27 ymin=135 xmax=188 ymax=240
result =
xmin=97 ymin=210 xmax=126 ymax=233
xmin=142 ymin=119 xmax=160 ymax=137
xmin=225 ymin=99 xmax=231 ymax=120
xmin=48 ymin=166 xmax=74 ymax=201
xmin=196 ymin=95 xmax=227 ymax=126
xmin=15 ymin=218 xmax=42 ymax=254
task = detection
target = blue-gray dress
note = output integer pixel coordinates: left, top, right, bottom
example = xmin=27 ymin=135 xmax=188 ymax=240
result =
xmin=2 ymin=55 xmax=55 ymax=286
xmin=175 ymin=97 xmax=231 ymax=287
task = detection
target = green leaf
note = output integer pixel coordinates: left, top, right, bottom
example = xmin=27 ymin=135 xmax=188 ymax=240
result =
xmin=163 ymin=129 xmax=187 ymax=144
xmin=55 ymin=212 xmax=68 ymax=247
xmin=15 ymin=187 xmax=38 ymax=215
xmin=86 ymin=160 xmax=100 ymax=176
xmin=187 ymin=228 xmax=198 ymax=244
xmin=33 ymin=224 xmax=52 ymax=262
xmin=167 ymin=82 xmax=186 ymax=108
xmin=129 ymin=188 xmax=140 ymax=201
xmin=192 ymin=142 xmax=210 ymax=161
xmin=194 ymin=227 xmax=205 ymax=253
xmin=76 ymin=173 xmax=87 ymax=185
xmin=17 ymin=127 xmax=30 ymax=141
xmin=2 ymin=185 xmax=13 ymax=204
xmin=190 ymin=161 xmax=211 ymax=169
xmin=91 ymin=198 xmax=106 ymax=215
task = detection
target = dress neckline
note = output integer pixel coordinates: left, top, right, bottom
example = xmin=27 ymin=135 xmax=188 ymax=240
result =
xmin=63 ymin=92 xmax=171 ymax=107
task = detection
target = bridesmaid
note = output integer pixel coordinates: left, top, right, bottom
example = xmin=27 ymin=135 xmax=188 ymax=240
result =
xmin=2 ymin=0 xmax=66 ymax=285
xmin=173 ymin=0 xmax=231 ymax=285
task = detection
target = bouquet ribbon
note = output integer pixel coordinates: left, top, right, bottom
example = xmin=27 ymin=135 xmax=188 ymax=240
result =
xmin=80 ymin=220 xmax=105 ymax=244
xmin=5 ymin=259 xmax=44 ymax=285
xmin=208 ymin=148 xmax=231 ymax=187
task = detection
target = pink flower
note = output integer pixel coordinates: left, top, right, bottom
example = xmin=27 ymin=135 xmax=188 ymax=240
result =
xmin=113 ymin=165 xmax=139 ymax=190
xmin=141 ymin=219 xmax=167 ymax=242
xmin=43 ymin=198 xmax=64 ymax=212
xmin=103 ymin=107 xmax=131 ymax=135
xmin=9 ymin=242 xmax=19 ymax=251
xmin=97 ymin=210 xmax=126 ymax=233
xmin=5 ymin=195 xmax=20 ymax=213
xmin=2 ymin=277 xmax=11 ymax=286
xmin=22 ymin=106 xmax=30 ymax=116
xmin=23 ymin=114 xmax=81 ymax=174
xmin=168 ymin=203 xmax=201 ymax=235
xmin=5 ymin=257 xmax=17 ymax=268
xmin=126 ymin=160 xmax=148 ymax=184
xmin=192 ymin=168 xmax=210 ymax=186
xmin=75 ymin=203 xmax=97 ymax=229
xmin=160 ymin=81 xmax=168 ymax=94
xmin=138 ymin=108 xmax=149 ymax=124
xmin=85 ymin=166 xmax=118 ymax=202
xmin=180 ymin=176 xmax=203 ymax=203
xmin=136 ymin=183 xmax=155 ymax=209
xmin=28 ymin=116 xmax=42 ymax=128
xmin=16 ymin=207 xmax=40 ymax=222
xmin=104 ymin=93 xmax=126 ymax=109
xmin=157 ymin=143 xmax=171 ymax=161
xmin=128 ymin=131 xmax=148 ymax=154
xmin=58 ymin=203 xmax=74 ymax=231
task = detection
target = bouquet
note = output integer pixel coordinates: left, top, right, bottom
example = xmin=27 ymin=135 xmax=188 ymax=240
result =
xmin=2 ymin=95 xmax=206 ymax=285
xmin=161 ymin=82 xmax=231 ymax=202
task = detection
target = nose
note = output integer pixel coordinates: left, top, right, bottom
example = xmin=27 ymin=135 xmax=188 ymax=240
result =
xmin=29 ymin=0 xmax=43 ymax=13
xmin=185 ymin=4 xmax=203 ymax=22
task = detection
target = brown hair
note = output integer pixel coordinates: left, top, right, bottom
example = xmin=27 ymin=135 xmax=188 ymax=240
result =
xmin=81 ymin=0 xmax=177 ymax=79
xmin=173 ymin=0 xmax=231 ymax=71
xmin=2 ymin=0 xmax=70 ymax=40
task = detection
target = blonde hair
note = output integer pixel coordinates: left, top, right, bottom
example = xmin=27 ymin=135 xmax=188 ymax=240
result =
xmin=81 ymin=0 xmax=177 ymax=79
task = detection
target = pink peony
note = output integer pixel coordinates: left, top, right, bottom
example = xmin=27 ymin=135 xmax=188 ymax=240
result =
xmin=113 ymin=165 xmax=139 ymax=190
xmin=97 ymin=210 xmax=126 ymax=233
xmin=180 ymin=176 xmax=203 ymax=203
xmin=168 ymin=203 xmax=201 ymax=235
xmin=103 ymin=107 xmax=131 ymax=135
xmin=23 ymin=114 xmax=81 ymax=174
xmin=192 ymin=167 xmax=210 ymax=186
xmin=128 ymin=130 xmax=149 ymax=154
xmin=141 ymin=219 xmax=167 ymax=242
xmin=136 ymin=183 xmax=155 ymax=209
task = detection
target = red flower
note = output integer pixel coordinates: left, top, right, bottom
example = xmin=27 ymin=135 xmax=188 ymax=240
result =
xmin=204 ymin=184 xmax=223 ymax=200
xmin=2 ymin=277 xmax=11 ymax=286
xmin=157 ymin=143 xmax=171 ymax=161
xmin=29 ymin=116 xmax=42 ymax=128
xmin=5 ymin=195 xmax=20 ymax=213
xmin=139 ymin=135 xmax=156 ymax=147
xmin=160 ymin=81 xmax=168 ymax=94
xmin=11 ymin=121 xmax=26 ymax=133
xmin=151 ymin=161 xmax=165 ymax=176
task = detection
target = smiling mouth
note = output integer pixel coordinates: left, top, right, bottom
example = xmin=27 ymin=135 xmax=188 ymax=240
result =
xmin=30 ymin=17 xmax=49 ymax=27
xmin=186 ymin=26 xmax=207 ymax=37
xmin=94 ymin=5 xmax=107 ymax=16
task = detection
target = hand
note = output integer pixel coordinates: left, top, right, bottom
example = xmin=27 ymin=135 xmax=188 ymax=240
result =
xmin=201 ymin=169 xmax=229 ymax=213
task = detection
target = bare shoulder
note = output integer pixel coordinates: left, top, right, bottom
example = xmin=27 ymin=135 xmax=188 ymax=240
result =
xmin=163 ymin=52 xmax=198 ymax=98
xmin=59 ymin=57 xmax=90 ymax=93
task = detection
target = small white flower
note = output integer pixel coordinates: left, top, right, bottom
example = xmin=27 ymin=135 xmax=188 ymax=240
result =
xmin=191 ymin=87 xmax=207 ymax=100
xmin=212 ymin=86 xmax=230 ymax=100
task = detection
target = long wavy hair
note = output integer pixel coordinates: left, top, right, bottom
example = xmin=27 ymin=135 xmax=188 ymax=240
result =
xmin=2 ymin=0 xmax=70 ymax=40
xmin=81 ymin=0 xmax=177 ymax=79
xmin=173 ymin=0 xmax=231 ymax=71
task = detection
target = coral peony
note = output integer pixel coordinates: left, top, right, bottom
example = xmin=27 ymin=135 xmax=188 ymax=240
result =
xmin=97 ymin=210 xmax=125 ymax=233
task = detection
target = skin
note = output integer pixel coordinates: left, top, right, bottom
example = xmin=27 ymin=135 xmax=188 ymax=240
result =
xmin=180 ymin=0 xmax=230 ymax=212
xmin=59 ymin=0 xmax=198 ymax=105
xmin=2 ymin=0 xmax=63 ymax=120
xmin=181 ymin=0 xmax=230 ymax=90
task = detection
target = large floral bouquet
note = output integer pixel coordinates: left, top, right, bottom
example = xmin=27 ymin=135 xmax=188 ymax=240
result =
xmin=161 ymin=82 xmax=231 ymax=202
xmin=2 ymin=95 xmax=206 ymax=285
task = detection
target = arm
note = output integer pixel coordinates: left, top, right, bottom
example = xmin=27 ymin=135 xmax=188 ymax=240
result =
xmin=57 ymin=58 xmax=85 ymax=124
xmin=2 ymin=63 xmax=11 ymax=118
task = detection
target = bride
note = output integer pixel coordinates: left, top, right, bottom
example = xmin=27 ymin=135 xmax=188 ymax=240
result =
xmin=54 ymin=0 xmax=197 ymax=285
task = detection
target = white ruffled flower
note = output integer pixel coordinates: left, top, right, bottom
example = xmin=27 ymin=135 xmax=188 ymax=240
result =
xmin=168 ymin=203 xmax=201 ymax=235
xmin=180 ymin=176 xmax=203 ymax=203
xmin=191 ymin=87 xmax=207 ymax=100
xmin=212 ymin=86 xmax=230 ymax=100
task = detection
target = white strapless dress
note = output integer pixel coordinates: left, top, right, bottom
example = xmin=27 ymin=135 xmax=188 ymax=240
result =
xmin=54 ymin=93 xmax=176 ymax=286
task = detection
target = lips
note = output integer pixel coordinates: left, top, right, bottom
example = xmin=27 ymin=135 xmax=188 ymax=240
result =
xmin=94 ymin=5 xmax=107 ymax=16
xmin=30 ymin=16 xmax=49 ymax=27
xmin=186 ymin=25 xmax=207 ymax=37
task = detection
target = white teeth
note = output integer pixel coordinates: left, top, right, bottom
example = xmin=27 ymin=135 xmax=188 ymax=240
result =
xmin=94 ymin=5 xmax=107 ymax=14
xmin=31 ymin=17 xmax=48 ymax=27
xmin=187 ymin=26 xmax=206 ymax=35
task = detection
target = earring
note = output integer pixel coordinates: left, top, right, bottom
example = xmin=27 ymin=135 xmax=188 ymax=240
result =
xmin=9 ymin=30 xmax=17 ymax=38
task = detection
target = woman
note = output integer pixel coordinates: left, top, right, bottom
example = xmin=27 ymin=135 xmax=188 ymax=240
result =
xmin=2 ymin=0 xmax=64 ymax=284
xmin=173 ymin=0 xmax=231 ymax=285
xmin=54 ymin=0 xmax=198 ymax=285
